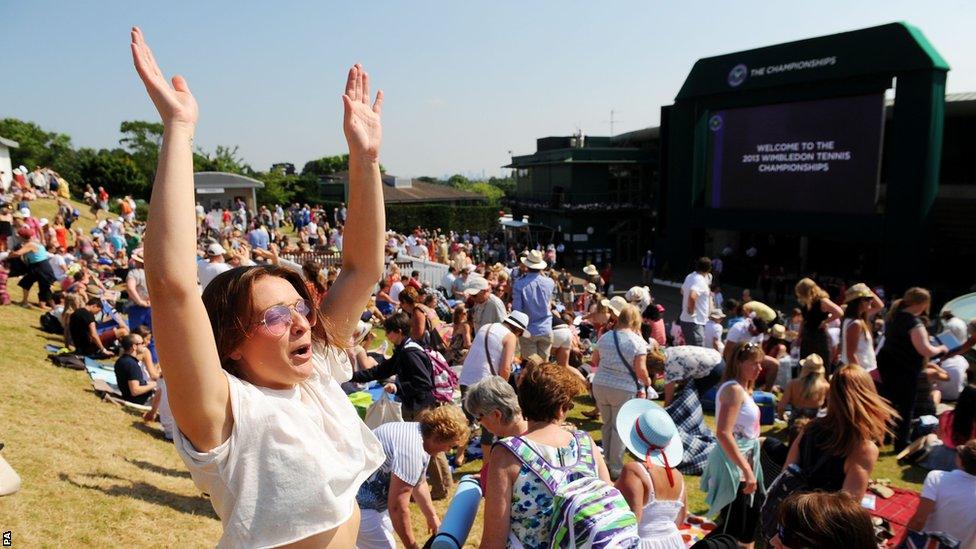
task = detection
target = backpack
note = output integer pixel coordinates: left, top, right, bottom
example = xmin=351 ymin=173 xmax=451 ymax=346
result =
xmin=405 ymin=341 xmax=458 ymax=403
xmin=49 ymin=353 xmax=86 ymax=371
xmin=499 ymin=431 xmax=640 ymax=549
xmin=40 ymin=312 xmax=63 ymax=334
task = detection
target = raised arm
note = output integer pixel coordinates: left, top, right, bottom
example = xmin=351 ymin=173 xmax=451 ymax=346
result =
xmin=132 ymin=27 xmax=230 ymax=452
xmin=320 ymin=65 xmax=385 ymax=344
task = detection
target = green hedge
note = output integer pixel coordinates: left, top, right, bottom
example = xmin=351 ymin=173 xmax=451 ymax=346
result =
xmin=385 ymin=204 xmax=500 ymax=233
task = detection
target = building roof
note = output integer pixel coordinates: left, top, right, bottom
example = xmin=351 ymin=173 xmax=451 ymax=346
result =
xmin=194 ymin=171 xmax=265 ymax=189
xmin=0 ymin=136 xmax=19 ymax=149
xmin=327 ymin=172 xmax=486 ymax=204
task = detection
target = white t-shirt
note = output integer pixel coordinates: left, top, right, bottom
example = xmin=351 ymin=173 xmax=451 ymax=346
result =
xmin=126 ymin=268 xmax=150 ymax=302
xmin=174 ymin=344 xmax=384 ymax=548
xmin=460 ymin=323 xmax=508 ymax=386
xmin=679 ymin=272 xmax=711 ymax=326
xmin=440 ymin=272 xmax=456 ymax=292
xmin=198 ymin=260 xmax=232 ymax=291
xmin=726 ymin=318 xmax=764 ymax=345
xmin=356 ymin=422 xmax=429 ymax=512
xmin=49 ymin=254 xmax=68 ymax=281
xmin=935 ymin=356 xmax=969 ymax=401
xmin=704 ymin=320 xmax=724 ymax=352
xmin=921 ymin=469 xmax=976 ymax=547
xmin=389 ymin=281 xmax=405 ymax=303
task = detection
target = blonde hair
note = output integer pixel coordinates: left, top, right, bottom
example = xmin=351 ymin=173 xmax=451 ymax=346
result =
xmin=798 ymin=354 xmax=829 ymax=402
xmin=616 ymin=303 xmax=642 ymax=332
xmin=887 ymin=287 xmax=931 ymax=322
xmin=417 ymin=406 xmax=469 ymax=445
xmin=816 ymin=365 xmax=897 ymax=454
xmin=795 ymin=277 xmax=829 ymax=308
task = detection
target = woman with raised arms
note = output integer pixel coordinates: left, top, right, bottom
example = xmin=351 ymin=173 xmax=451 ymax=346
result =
xmin=131 ymin=27 xmax=387 ymax=547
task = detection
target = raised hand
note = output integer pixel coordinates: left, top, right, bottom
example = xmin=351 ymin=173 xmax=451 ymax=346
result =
xmin=130 ymin=27 xmax=198 ymax=128
xmin=342 ymin=64 xmax=383 ymax=160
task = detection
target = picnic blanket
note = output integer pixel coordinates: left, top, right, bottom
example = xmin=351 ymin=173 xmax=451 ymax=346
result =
xmin=665 ymin=380 xmax=717 ymax=475
xmin=864 ymin=486 xmax=921 ymax=547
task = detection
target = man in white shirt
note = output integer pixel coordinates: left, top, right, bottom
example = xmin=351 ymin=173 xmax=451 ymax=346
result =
xmin=439 ymin=267 xmax=457 ymax=299
xmin=389 ymin=276 xmax=406 ymax=304
xmin=197 ymin=243 xmax=232 ymax=290
xmin=908 ymin=441 xmax=976 ymax=548
xmin=724 ymin=315 xmax=780 ymax=391
xmin=679 ymin=257 xmax=712 ymax=347
xmin=465 ymin=276 xmax=507 ymax=333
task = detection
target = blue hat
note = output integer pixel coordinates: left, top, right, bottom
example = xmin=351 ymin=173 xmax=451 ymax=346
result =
xmin=615 ymin=399 xmax=683 ymax=469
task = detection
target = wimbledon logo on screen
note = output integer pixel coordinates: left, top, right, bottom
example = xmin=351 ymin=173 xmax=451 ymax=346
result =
xmin=709 ymin=115 xmax=723 ymax=132
xmin=727 ymin=64 xmax=747 ymax=87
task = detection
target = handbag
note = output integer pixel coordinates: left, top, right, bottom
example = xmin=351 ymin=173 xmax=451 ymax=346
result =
xmin=611 ymin=330 xmax=643 ymax=395
xmin=363 ymin=391 xmax=402 ymax=429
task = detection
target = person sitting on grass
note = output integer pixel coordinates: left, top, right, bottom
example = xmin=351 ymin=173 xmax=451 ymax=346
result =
xmin=355 ymin=406 xmax=468 ymax=549
xmin=776 ymin=354 xmax=829 ymax=427
xmin=114 ymin=333 xmax=157 ymax=406
xmin=67 ymin=296 xmax=116 ymax=358
xmin=132 ymin=27 xmax=386 ymax=547
xmin=907 ymin=439 xmax=976 ymax=548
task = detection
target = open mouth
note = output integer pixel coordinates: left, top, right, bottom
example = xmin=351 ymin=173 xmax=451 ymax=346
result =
xmin=290 ymin=344 xmax=312 ymax=359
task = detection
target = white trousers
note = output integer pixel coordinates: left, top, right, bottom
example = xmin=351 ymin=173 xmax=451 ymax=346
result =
xmin=356 ymin=508 xmax=396 ymax=549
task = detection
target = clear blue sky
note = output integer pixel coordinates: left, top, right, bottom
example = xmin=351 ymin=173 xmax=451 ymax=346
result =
xmin=2 ymin=1 xmax=974 ymax=179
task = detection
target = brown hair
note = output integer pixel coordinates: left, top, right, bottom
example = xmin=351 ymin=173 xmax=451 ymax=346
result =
xmin=887 ymin=287 xmax=931 ymax=323
xmin=958 ymin=439 xmax=976 ymax=475
xmin=399 ymin=286 xmax=420 ymax=305
xmin=794 ymin=278 xmax=829 ymax=309
xmin=518 ymin=362 xmax=585 ymax=423
xmin=813 ymin=365 xmax=897 ymax=455
xmin=417 ymin=405 xmax=469 ymax=446
xmin=451 ymin=303 xmax=467 ymax=326
xmin=722 ymin=342 xmax=764 ymax=391
xmin=201 ymin=265 xmax=334 ymax=377
xmin=646 ymin=347 xmax=667 ymax=375
xmin=777 ymin=492 xmax=876 ymax=548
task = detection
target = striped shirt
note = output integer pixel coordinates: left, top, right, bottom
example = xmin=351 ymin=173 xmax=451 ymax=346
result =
xmin=356 ymin=422 xmax=429 ymax=512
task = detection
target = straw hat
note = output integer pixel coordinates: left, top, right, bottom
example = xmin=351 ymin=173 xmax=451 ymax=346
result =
xmin=799 ymin=353 xmax=825 ymax=376
xmin=709 ymin=308 xmax=726 ymax=320
xmin=769 ymin=324 xmax=786 ymax=340
xmin=616 ymin=399 xmax=684 ymax=470
xmin=521 ymin=249 xmax=547 ymax=270
xmin=601 ymin=295 xmax=628 ymax=316
xmin=584 ymin=282 xmax=597 ymax=294
xmin=583 ymin=264 xmax=599 ymax=276
xmin=844 ymin=283 xmax=873 ymax=304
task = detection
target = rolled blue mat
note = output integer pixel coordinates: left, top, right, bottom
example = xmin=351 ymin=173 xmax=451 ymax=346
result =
xmin=430 ymin=475 xmax=482 ymax=549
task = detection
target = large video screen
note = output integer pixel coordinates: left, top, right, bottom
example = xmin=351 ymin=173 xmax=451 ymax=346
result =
xmin=706 ymin=94 xmax=885 ymax=214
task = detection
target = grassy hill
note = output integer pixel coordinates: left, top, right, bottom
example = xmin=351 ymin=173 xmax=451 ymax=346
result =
xmin=0 ymin=198 xmax=927 ymax=547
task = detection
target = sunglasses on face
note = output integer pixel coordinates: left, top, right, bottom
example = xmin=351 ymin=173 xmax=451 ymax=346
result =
xmin=252 ymin=299 xmax=314 ymax=337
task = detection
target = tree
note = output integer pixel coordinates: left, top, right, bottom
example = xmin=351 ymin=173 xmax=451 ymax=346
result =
xmin=0 ymin=118 xmax=73 ymax=173
xmin=301 ymin=155 xmax=349 ymax=179
xmin=119 ymin=120 xmax=164 ymax=183
xmin=79 ymin=149 xmax=149 ymax=198
xmin=447 ymin=174 xmax=471 ymax=188
xmin=255 ymin=173 xmax=294 ymax=206
xmin=193 ymin=145 xmax=251 ymax=175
